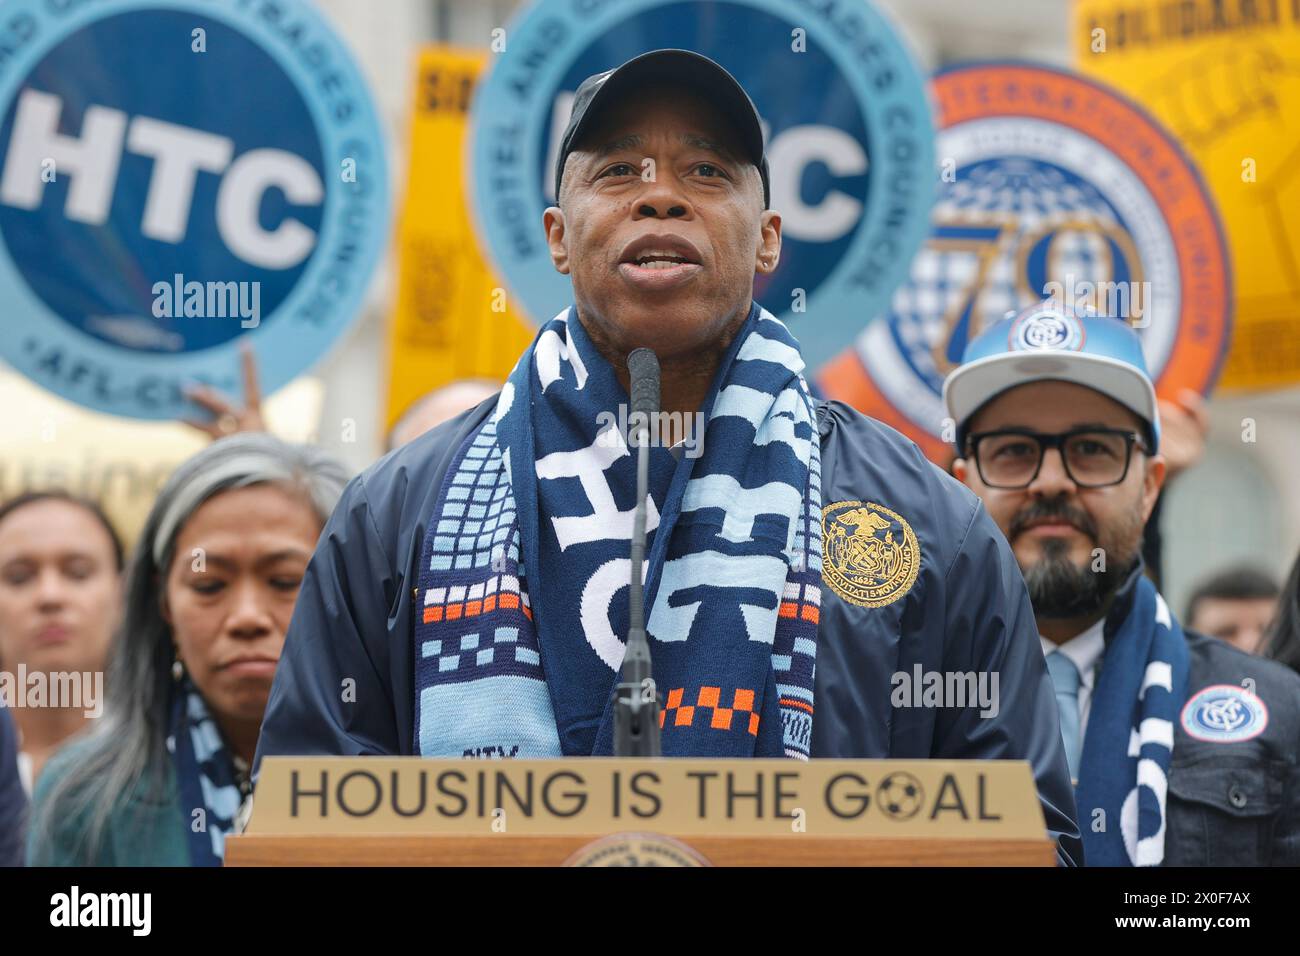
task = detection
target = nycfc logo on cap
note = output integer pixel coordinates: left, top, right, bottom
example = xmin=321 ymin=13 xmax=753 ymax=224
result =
xmin=1011 ymin=307 xmax=1085 ymax=352
xmin=471 ymin=0 xmax=934 ymax=372
xmin=0 ymin=0 xmax=389 ymax=419
xmin=1180 ymin=685 xmax=1268 ymax=744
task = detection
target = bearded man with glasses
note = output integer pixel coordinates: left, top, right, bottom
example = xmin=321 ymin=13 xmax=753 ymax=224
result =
xmin=945 ymin=300 xmax=1300 ymax=867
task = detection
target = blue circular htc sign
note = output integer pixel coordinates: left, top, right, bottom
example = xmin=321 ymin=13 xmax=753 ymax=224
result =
xmin=470 ymin=0 xmax=935 ymax=372
xmin=0 ymin=0 xmax=389 ymax=419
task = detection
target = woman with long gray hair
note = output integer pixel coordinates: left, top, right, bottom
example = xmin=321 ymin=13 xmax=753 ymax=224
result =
xmin=27 ymin=433 xmax=347 ymax=866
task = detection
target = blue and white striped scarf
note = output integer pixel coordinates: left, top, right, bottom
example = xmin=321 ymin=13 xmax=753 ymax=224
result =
xmin=168 ymin=678 xmax=243 ymax=866
xmin=413 ymin=302 xmax=822 ymax=759
xmin=1075 ymin=575 xmax=1190 ymax=866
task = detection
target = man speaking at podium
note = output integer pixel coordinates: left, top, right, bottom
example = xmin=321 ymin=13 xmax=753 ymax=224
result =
xmin=256 ymin=50 xmax=1082 ymax=864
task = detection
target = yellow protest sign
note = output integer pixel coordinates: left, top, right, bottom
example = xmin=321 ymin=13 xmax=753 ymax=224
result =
xmin=1074 ymin=0 xmax=1300 ymax=390
xmin=384 ymin=47 xmax=535 ymax=431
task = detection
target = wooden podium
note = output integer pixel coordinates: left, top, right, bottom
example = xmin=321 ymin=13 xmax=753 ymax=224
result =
xmin=226 ymin=757 xmax=1056 ymax=866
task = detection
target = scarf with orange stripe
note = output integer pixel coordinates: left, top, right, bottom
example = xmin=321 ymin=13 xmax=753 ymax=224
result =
xmin=413 ymin=303 xmax=821 ymax=759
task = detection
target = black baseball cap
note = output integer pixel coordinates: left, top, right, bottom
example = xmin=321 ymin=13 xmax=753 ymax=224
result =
xmin=552 ymin=49 xmax=771 ymax=208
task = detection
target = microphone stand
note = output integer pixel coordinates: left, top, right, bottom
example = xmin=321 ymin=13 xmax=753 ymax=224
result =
xmin=612 ymin=348 xmax=663 ymax=757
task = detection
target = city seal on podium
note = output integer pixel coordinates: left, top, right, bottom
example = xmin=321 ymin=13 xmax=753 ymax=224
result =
xmin=563 ymin=833 xmax=711 ymax=867
xmin=820 ymin=500 xmax=920 ymax=609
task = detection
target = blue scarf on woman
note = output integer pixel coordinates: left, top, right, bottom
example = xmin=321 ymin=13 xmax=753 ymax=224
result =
xmin=413 ymin=303 xmax=822 ymax=760
xmin=168 ymin=677 xmax=243 ymax=866
xmin=1075 ymin=572 xmax=1190 ymax=865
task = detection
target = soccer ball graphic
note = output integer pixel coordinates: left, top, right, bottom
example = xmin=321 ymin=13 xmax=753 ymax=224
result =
xmin=876 ymin=772 xmax=925 ymax=821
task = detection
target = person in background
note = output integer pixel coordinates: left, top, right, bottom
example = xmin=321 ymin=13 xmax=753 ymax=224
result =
xmin=1184 ymin=566 xmax=1281 ymax=655
xmin=385 ymin=379 xmax=501 ymax=451
xmin=0 ymin=705 xmax=25 ymax=866
xmin=944 ymin=384 xmax=1207 ymax=590
xmin=1264 ymin=550 xmax=1300 ymax=675
xmin=946 ymin=299 xmax=1300 ymax=866
xmin=0 ymin=492 xmax=124 ymax=794
xmin=27 ymin=434 xmax=347 ymax=866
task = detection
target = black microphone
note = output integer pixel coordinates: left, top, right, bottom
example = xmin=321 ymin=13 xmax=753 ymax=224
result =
xmin=613 ymin=348 xmax=663 ymax=757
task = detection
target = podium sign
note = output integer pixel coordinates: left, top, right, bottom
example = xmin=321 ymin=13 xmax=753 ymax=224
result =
xmin=227 ymin=758 xmax=1056 ymax=866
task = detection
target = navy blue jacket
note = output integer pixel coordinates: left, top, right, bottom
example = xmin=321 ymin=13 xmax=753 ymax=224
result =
xmin=256 ymin=395 xmax=1082 ymax=864
xmin=0 ymin=705 xmax=26 ymax=867
xmin=1067 ymin=561 xmax=1300 ymax=865
xmin=1083 ymin=559 xmax=1300 ymax=865
xmin=1168 ymin=628 xmax=1300 ymax=865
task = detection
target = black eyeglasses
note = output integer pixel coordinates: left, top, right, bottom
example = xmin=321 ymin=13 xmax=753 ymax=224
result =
xmin=966 ymin=427 xmax=1150 ymax=489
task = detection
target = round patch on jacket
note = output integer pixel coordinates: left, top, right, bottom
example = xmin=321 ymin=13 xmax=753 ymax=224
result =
xmin=1180 ymin=684 xmax=1269 ymax=743
xmin=821 ymin=500 xmax=920 ymax=608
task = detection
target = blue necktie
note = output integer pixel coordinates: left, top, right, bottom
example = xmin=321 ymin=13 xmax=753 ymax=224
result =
xmin=1045 ymin=650 xmax=1082 ymax=783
